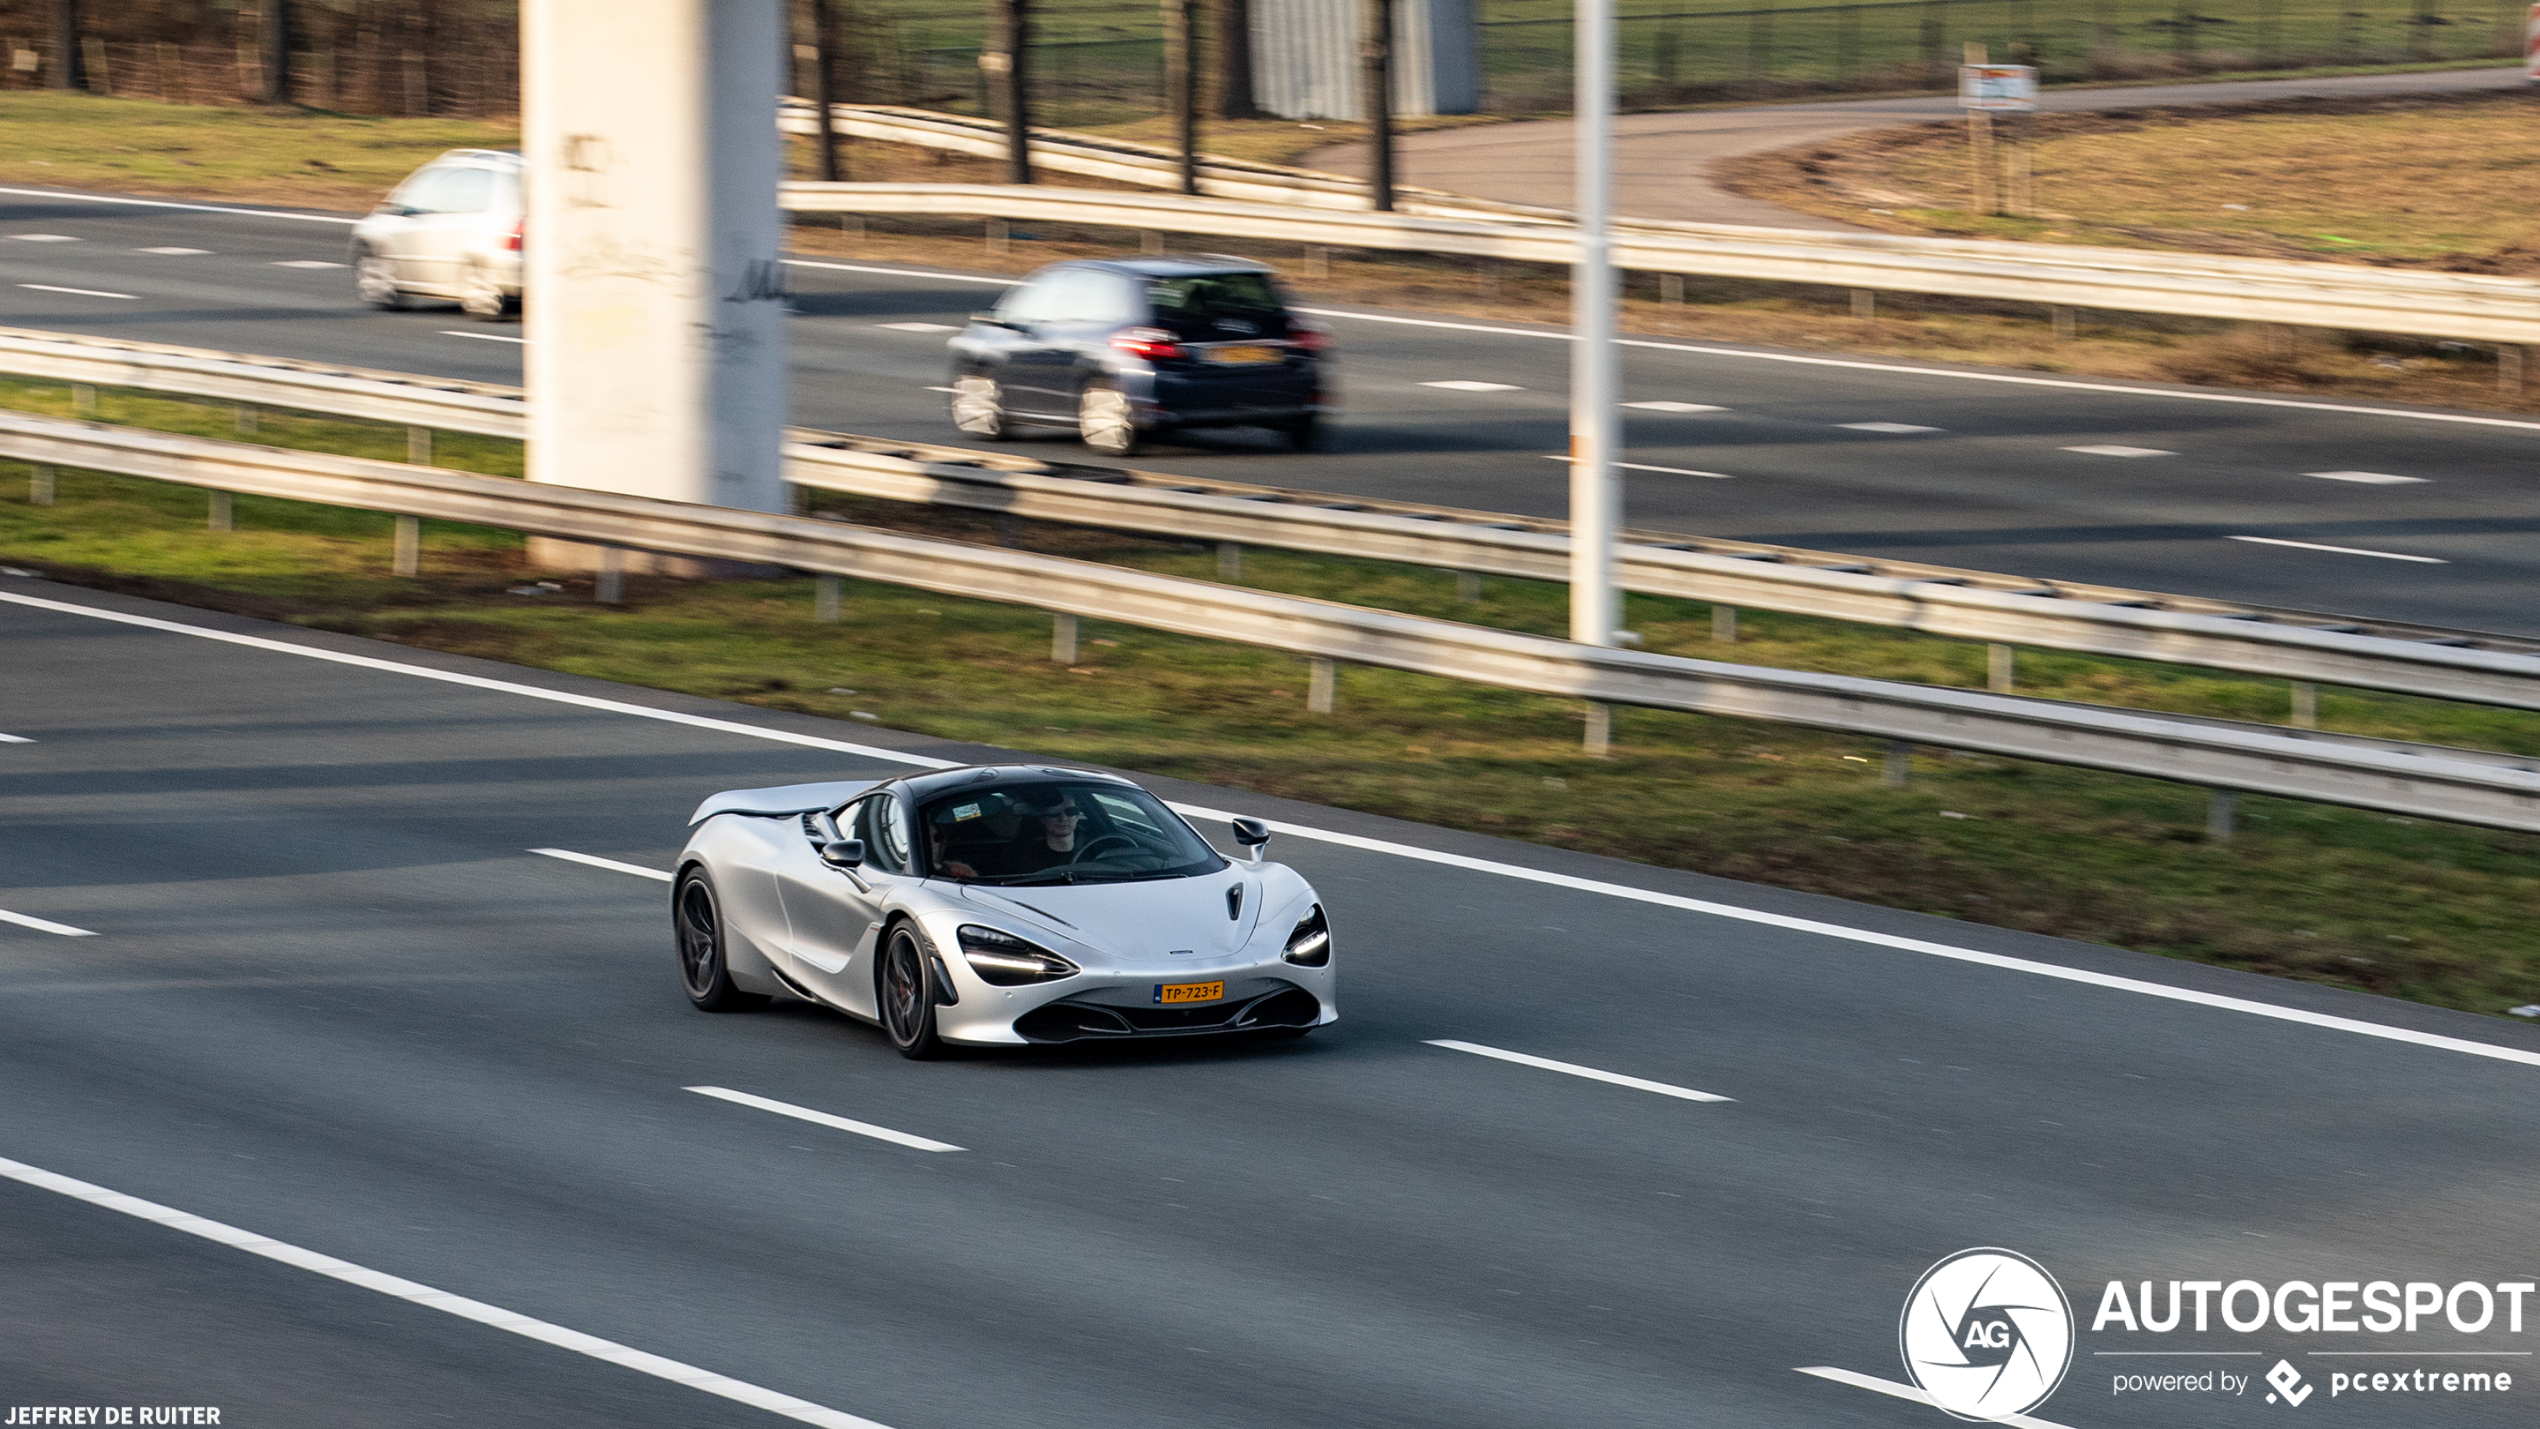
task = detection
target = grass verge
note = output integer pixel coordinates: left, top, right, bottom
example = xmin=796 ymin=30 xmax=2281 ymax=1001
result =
xmin=6 ymin=392 xmax=2540 ymax=1021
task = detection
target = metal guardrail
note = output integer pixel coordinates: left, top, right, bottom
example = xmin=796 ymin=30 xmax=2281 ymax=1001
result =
xmin=8 ymin=409 xmax=2540 ymax=835
xmin=778 ymin=181 xmax=2540 ymax=347
xmin=13 ymin=322 xmax=2540 ymax=715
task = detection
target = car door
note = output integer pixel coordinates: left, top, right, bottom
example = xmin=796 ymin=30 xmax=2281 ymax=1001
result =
xmin=770 ymin=792 xmax=912 ymax=1020
xmin=996 ymin=269 xmax=1100 ymax=418
xmin=402 ymin=165 xmax=497 ymax=295
xmin=374 ymin=165 xmax=457 ymax=281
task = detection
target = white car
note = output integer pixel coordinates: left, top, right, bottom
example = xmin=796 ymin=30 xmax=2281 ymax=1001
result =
xmin=671 ymin=765 xmax=1337 ymax=1057
xmin=349 ymin=148 xmax=524 ymax=320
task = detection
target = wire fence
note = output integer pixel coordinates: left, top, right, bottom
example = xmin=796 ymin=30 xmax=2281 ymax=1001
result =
xmin=0 ymin=0 xmax=2520 ymax=124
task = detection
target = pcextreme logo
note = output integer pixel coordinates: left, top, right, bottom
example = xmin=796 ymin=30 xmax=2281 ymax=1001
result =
xmin=1900 ymin=1247 xmax=2077 ymax=1421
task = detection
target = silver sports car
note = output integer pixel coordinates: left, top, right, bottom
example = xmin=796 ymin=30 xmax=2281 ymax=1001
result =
xmin=670 ymin=765 xmax=1336 ymax=1057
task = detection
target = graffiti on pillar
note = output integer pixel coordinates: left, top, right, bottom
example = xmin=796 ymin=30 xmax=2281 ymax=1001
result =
xmin=560 ymin=133 xmax=614 ymax=209
xmin=725 ymin=259 xmax=790 ymax=304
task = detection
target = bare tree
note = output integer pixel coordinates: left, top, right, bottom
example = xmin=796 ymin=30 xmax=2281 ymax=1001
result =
xmin=261 ymin=0 xmax=293 ymax=105
xmin=50 ymin=0 xmax=84 ymax=90
xmin=1207 ymin=0 xmax=1256 ymax=120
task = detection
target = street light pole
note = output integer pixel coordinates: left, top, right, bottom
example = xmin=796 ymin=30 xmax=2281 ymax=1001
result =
xmin=1568 ymin=0 xmax=1618 ymax=648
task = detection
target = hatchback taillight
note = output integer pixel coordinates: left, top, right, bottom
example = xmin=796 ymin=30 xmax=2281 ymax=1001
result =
xmin=504 ymin=219 xmax=524 ymax=252
xmin=1288 ymin=323 xmax=1331 ymax=353
xmin=1111 ymin=326 xmax=1184 ymax=361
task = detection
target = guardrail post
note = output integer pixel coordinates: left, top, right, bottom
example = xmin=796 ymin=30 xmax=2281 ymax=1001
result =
xmin=393 ymin=514 xmax=420 ymax=576
xmin=986 ymin=216 xmax=1009 ymax=256
xmin=1711 ymin=605 xmax=1737 ymax=643
xmin=28 ymin=466 xmax=54 ymax=506
xmin=1141 ymin=230 xmax=1165 ymax=257
xmin=1457 ymin=570 xmax=1482 ymax=602
xmin=208 ymin=491 xmax=233 ymax=532
xmin=1304 ymin=245 xmax=1330 ymax=280
xmin=1216 ymin=541 xmax=1241 ymax=581
xmin=1851 ymin=288 xmax=1875 ymax=320
xmin=816 ymin=574 xmax=843 ymax=622
xmin=72 ymin=383 xmax=97 ymax=418
xmin=234 ymin=405 xmax=258 ymax=435
xmin=1583 ymin=701 xmax=1612 ymax=757
xmin=1051 ymin=611 xmax=1078 ymax=663
xmin=2207 ymin=790 xmax=2238 ymax=841
xmin=2290 ymin=680 xmax=2318 ymax=730
xmin=1307 ymin=657 xmax=1336 ymax=713
xmin=1988 ymin=643 xmax=2015 ymax=692
xmin=1885 ymin=740 xmax=1912 ymax=787
xmin=2051 ymin=305 xmax=2076 ymax=340
xmin=2503 ymin=344 xmax=2527 ymax=399
xmin=406 ymin=426 xmax=433 ymax=465
xmin=596 ymin=545 xmax=625 ymax=604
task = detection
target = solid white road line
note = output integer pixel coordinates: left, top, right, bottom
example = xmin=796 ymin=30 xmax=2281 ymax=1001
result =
xmin=11 ymin=233 xmax=80 ymax=242
xmin=12 ymin=589 xmax=2540 ymax=1074
xmin=875 ymin=321 xmax=958 ymax=332
xmin=531 ymin=848 xmax=673 ymax=882
xmin=685 ymin=1086 xmax=964 ymax=1153
xmin=1623 ymin=400 xmax=1724 ymax=413
xmin=784 ymin=257 xmax=1014 ymax=287
xmin=2062 ymin=444 xmax=2174 ymax=457
xmin=18 ymin=283 xmax=137 ymax=300
xmin=1289 ymin=304 xmax=2540 ymax=434
xmin=0 ymin=186 xmax=361 ymax=225
xmin=1425 ymin=1040 xmax=1731 ymax=1103
xmin=136 ymin=246 xmax=211 ymax=255
xmin=2228 ymin=535 xmax=2447 ymax=564
xmin=0 ymin=908 xmax=97 ymax=937
xmin=271 ymin=259 xmax=343 ymax=269
xmin=1422 ymin=379 xmax=1523 ymax=392
xmin=440 ymin=330 xmax=526 ymax=344
xmin=1839 ymin=422 xmax=1942 ymax=434
xmin=0 ymin=731 xmax=30 ymax=742
xmin=2307 ymin=470 xmax=2428 ymax=484
xmin=1539 ymin=454 xmax=1734 ymax=478
xmin=1795 ymin=1367 xmax=2075 ymax=1429
xmin=0 ymin=1152 xmax=901 ymax=1429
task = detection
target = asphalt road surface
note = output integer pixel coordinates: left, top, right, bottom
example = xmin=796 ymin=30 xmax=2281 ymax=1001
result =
xmin=1305 ymin=67 xmax=2529 ymax=229
xmin=5 ymin=186 xmax=2540 ymax=638
xmin=4 ymin=577 xmax=2539 ymax=1428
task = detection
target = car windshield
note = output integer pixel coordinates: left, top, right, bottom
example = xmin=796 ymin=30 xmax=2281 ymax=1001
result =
xmin=916 ymin=781 xmax=1226 ymax=885
xmin=1142 ymin=271 xmax=1289 ymax=341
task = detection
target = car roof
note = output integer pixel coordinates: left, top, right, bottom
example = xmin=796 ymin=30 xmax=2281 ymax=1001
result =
xmin=886 ymin=763 xmax=1141 ymax=803
xmin=428 ymin=148 xmax=525 ymax=167
xmin=1054 ymin=255 xmax=1276 ymax=280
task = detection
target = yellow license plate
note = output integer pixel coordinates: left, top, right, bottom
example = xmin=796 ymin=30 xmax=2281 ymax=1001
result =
xmin=1155 ymin=981 xmax=1225 ymax=1005
xmin=1206 ymin=346 xmax=1280 ymax=365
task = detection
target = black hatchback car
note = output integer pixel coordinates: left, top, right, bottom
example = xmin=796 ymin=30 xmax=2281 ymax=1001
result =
xmin=945 ymin=255 xmax=1331 ymax=456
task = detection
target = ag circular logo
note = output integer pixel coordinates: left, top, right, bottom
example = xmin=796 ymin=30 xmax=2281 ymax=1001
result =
xmin=1899 ymin=1248 xmax=2075 ymax=1421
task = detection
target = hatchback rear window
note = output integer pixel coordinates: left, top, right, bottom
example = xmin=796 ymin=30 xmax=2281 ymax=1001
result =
xmin=1144 ymin=272 xmax=1289 ymax=340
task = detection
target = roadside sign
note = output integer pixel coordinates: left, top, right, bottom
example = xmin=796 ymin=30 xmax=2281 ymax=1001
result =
xmin=1960 ymin=64 xmax=2038 ymax=111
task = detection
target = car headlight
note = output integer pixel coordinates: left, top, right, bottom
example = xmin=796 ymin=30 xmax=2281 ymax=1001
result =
xmin=957 ymin=924 xmax=1080 ymax=985
xmin=1282 ymin=906 xmax=1331 ymax=967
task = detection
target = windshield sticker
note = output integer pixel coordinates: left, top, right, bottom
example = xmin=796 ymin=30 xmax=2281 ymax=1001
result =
xmin=952 ymin=803 xmax=982 ymax=821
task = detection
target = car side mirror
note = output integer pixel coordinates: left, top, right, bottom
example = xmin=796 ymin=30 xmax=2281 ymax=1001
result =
xmin=1231 ymin=818 xmax=1270 ymax=860
xmin=971 ymin=312 xmax=1018 ymax=329
xmin=819 ymin=838 xmax=866 ymax=868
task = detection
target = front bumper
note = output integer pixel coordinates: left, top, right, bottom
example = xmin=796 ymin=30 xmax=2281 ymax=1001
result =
xmin=933 ymin=957 xmax=1337 ymax=1046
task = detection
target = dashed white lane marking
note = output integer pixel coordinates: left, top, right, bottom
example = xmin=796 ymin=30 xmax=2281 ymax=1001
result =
xmin=876 ymin=321 xmax=958 ymax=332
xmin=1422 ymin=379 xmax=1522 ymax=392
xmin=271 ymin=259 xmax=343 ymax=269
xmin=1425 ymin=1040 xmax=1732 ymax=1103
xmin=2228 ymin=535 xmax=2447 ymax=563
xmin=1624 ymin=400 xmax=1724 ymax=413
xmin=11 ymin=233 xmax=79 ymax=242
xmin=923 ymin=385 xmax=958 ymax=393
xmin=1796 ymin=1367 xmax=2074 ymax=1429
xmin=0 ymin=731 xmax=30 ymax=743
xmin=531 ymin=847 xmax=672 ymax=882
xmin=0 ymin=909 xmax=97 ymax=937
xmin=2062 ymin=444 xmax=2174 ymax=457
xmin=0 ymin=186 xmax=359 ymax=225
xmin=2307 ymin=470 xmax=2428 ymax=485
xmin=0 ymin=1152 xmax=903 ymax=1429
xmin=136 ymin=246 xmax=210 ymax=255
xmin=1540 ymin=454 xmax=1734 ymax=478
xmin=18 ymin=283 xmax=136 ymax=300
xmin=440 ymin=330 xmax=526 ymax=344
xmin=685 ymin=1087 xmax=964 ymax=1153
xmin=13 ymin=588 xmax=2540 ymax=1075
xmin=1839 ymin=422 xmax=1942 ymax=434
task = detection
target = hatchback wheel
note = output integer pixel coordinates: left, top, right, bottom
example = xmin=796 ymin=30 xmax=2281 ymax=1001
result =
xmin=674 ymin=870 xmax=769 ymax=1012
xmin=354 ymin=250 xmax=409 ymax=310
xmin=1077 ymin=382 xmax=1139 ymax=457
xmin=950 ymin=374 xmax=1008 ymax=439
xmin=878 ymin=924 xmax=944 ymax=1059
xmin=459 ymin=262 xmax=515 ymax=321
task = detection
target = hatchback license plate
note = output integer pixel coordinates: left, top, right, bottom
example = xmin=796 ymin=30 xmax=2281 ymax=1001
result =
xmin=1206 ymin=346 xmax=1279 ymax=365
xmin=1156 ymin=981 xmax=1225 ymax=1004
